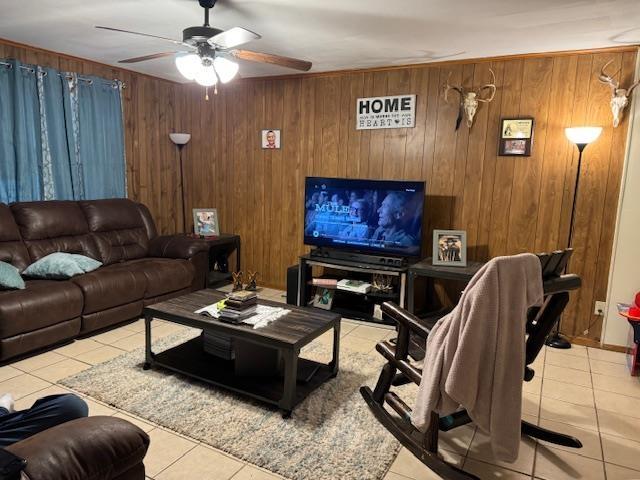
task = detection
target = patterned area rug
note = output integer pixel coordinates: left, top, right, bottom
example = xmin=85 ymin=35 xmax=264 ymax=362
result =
xmin=61 ymin=329 xmax=402 ymax=480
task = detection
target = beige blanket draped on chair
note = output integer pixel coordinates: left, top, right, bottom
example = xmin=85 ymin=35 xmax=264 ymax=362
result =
xmin=411 ymin=253 xmax=543 ymax=462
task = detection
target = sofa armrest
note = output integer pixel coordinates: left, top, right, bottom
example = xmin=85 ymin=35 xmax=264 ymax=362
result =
xmin=6 ymin=416 xmax=149 ymax=480
xmin=149 ymin=234 xmax=210 ymax=260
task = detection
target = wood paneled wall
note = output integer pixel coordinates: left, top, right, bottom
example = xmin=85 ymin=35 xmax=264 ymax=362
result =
xmin=179 ymin=47 xmax=637 ymax=343
xmin=0 ymin=38 xmax=184 ymax=235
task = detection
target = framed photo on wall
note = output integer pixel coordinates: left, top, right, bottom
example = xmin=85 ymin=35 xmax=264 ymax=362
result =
xmin=499 ymin=117 xmax=534 ymax=156
xmin=193 ymin=208 xmax=220 ymax=237
xmin=433 ymin=230 xmax=467 ymax=267
xmin=261 ymin=129 xmax=281 ymax=149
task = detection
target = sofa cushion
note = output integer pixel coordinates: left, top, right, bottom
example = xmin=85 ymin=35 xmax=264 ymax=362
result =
xmin=0 ymin=261 xmax=25 ymax=290
xmin=10 ymin=201 xmax=100 ymax=262
xmin=71 ymin=266 xmax=146 ymax=315
xmin=0 ymin=204 xmax=30 ymax=271
xmin=79 ymin=199 xmax=150 ymax=265
xmin=121 ymin=258 xmax=195 ymax=298
xmin=0 ymin=280 xmax=83 ymax=338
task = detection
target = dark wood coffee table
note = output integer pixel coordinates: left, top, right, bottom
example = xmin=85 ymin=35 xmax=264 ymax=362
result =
xmin=142 ymin=289 xmax=341 ymax=417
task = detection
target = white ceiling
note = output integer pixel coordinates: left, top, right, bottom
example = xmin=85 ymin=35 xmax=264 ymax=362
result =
xmin=0 ymin=0 xmax=639 ymax=82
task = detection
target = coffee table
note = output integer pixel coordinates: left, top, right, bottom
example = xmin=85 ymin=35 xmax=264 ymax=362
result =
xmin=142 ymin=289 xmax=341 ymax=417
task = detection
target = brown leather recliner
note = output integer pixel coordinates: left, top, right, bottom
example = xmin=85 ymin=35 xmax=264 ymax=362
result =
xmin=0 ymin=199 xmax=210 ymax=362
xmin=7 ymin=416 xmax=150 ymax=480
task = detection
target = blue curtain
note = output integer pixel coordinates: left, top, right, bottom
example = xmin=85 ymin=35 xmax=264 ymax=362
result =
xmin=0 ymin=60 xmax=43 ymax=202
xmin=0 ymin=59 xmax=126 ymax=204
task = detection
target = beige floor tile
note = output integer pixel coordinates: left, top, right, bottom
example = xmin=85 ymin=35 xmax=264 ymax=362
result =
xmin=543 ymin=364 xmax=592 ymax=388
xmin=598 ymin=409 xmax=640 ymax=442
xmin=112 ymin=411 xmax=156 ymax=432
xmin=75 ymin=345 xmax=125 ymax=365
xmin=13 ymin=384 xmax=74 ymax=410
xmin=340 ymin=322 xmax=359 ymax=337
xmin=0 ymin=365 xmax=24 ymax=383
xmin=535 ymin=446 xmax=605 ymax=479
xmin=31 ymin=358 xmax=90 ymax=383
xmin=389 ymin=447 xmax=461 ymax=479
xmin=541 ymin=379 xmax=595 ymax=407
xmin=156 ymin=444 xmax=241 ymax=480
xmin=12 ymin=351 xmax=67 ymax=372
xmin=587 ymin=347 xmax=628 ymax=365
xmin=545 ymin=350 xmax=590 ymax=372
xmin=0 ymin=373 xmax=52 ymax=399
xmin=594 ymin=390 xmax=640 ymax=419
xmin=467 ymin=429 xmax=536 ymax=475
xmin=439 ymin=425 xmax=476 ymax=455
xmin=144 ymin=428 xmax=197 ymax=477
xmin=383 ymin=473 xmax=414 ymax=480
xmin=340 ymin=334 xmax=376 ymax=353
xmin=522 ymin=392 xmax=541 ymax=418
xmin=539 ymin=397 xmax=599 ymax=431
xmin=463 ymin=459 xmax=531 ymax=479
xmin=605 ymin=462 xmax=640 ymax=479
xmin=592 ymin=373 xmax=640 ymax=399
xmin=601 ymin=434 xmax=640 ymax=471
xmin=84 ymin=397 xmax=117 ymax=416
xmin=123 ymin=319 xmax=146 ymax=333
xmin=111 ymin=333 xmax=146 ymax=352
xmin=348 ymin=324 xmax=394 ymax=342
xmin=546 ymin=344 xmax=588 ymax=357
xmin=91 ymin=327 xmax=138 ymax=345
xmin=231 ymin=465 xmax=284 ymax=480
xmin=54 ymin=338 xmax=104 ymax=357
xmin=538 ymin=418 xmax=602 ymax=460
xmin=523 ymin=376 xmax=543 ymax=395
xmin=589 ymin=359 xmax=631 ymax=379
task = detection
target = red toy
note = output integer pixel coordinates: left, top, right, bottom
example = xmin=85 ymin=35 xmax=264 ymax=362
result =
xmin=619 ymin=291 xmax=640 ymax=376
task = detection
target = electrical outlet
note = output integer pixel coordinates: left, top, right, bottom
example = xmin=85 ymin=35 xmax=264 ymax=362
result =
xmin=594 ymin=301 xmax=606 ymax=316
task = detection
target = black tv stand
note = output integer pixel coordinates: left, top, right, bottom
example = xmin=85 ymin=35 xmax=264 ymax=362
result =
xmin=298 ymin=252 xmax=408 ymax=325
xmin=309 ymin=247 xmax=408 ymax=268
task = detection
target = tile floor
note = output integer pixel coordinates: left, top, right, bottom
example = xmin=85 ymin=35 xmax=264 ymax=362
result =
xmin=1 ymin=287 xmax=639 ymax=479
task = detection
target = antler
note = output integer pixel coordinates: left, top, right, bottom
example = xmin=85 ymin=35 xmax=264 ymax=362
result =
xmin=443 ymin=72 xmax=464 ymax=103
xmin=627 ymin=77 xmax=640 ymax=96
xmin=477 ymin=68 xmax=496 ymax=103
xmin=599 ymin=60 xmax=620 ymax=91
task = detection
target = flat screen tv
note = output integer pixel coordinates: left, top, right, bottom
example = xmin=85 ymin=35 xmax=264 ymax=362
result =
xmin=304 ymin=177 xmax=425 ymax=258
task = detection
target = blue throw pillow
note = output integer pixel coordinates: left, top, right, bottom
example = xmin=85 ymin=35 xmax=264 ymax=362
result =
xmin=23 ymin=253 xmax=85 ymax=279
xmin=70 ymin=254 xmax=102 ymax=273
xmin=0 ymin=261 xmax=25 ymax=290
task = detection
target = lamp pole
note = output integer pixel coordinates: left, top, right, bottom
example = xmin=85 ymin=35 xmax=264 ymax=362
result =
xmin=169 ymin=133 xmax=191 ymax=234
xmin=546 ymin=127 xmax=602 ymax=349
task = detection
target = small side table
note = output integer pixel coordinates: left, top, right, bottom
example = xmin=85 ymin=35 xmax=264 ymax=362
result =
xmin=187 ymin=233 xmax=241 ymax=287
xmin=407 ymin=258 xmax=484 ymax=314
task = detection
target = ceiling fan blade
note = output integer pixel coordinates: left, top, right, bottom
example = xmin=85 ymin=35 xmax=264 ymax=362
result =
xmin=96 ymin=26 xmax=188 ymax=47
xmin=208 ymin=27 xmax=261 ymax=49
xmin=118 ymin=52 xmax=179 ymax=64
xmin=230 ymin=49 xmax=312 ymax=72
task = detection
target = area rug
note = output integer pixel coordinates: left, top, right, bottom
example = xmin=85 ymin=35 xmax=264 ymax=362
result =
xmin=60 ymin=329 xmax=403 ymax=480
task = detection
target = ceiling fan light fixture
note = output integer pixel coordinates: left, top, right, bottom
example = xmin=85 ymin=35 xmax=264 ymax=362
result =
xmin=194 ymin=62 xmax=218 ymax=87
xmin=213 ymin=57 xmax=239 ymax=83
xmin=175 ymin=53 xmax=201 ymax=80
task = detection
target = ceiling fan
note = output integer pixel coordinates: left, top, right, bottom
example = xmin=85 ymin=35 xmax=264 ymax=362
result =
xmin=96 ymin=0 xmax=312 ymax=87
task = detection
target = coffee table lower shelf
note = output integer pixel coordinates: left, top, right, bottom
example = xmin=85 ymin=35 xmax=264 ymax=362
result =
xmin=144 ymin=337 xmax=336 ymax=416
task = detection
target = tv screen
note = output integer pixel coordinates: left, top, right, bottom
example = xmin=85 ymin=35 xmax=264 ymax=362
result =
xmin=304 ymin=177 xmax=425 ymax=257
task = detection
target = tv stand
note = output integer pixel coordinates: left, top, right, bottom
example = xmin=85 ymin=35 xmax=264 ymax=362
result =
xmin=298 ymin=253 xmax=408 ymax=325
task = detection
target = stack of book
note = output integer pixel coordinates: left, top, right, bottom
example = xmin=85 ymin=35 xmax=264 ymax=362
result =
xmin=337 ymin=279 xmax=372 ymax=294
xmin=312 ymin=278 xmax=338 ymax=288
xmin=219 ymin=290 xmax=258 ymax=323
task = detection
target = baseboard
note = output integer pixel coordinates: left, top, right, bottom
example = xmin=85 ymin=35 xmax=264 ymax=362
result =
xmin=568 ymin=335 xmax=630 ymax=353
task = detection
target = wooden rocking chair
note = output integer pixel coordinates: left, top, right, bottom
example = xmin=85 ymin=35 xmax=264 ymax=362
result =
xmin=360 ymin=249 xmax=582 ymax=480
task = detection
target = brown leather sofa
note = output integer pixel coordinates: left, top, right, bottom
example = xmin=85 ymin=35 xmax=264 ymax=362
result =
xmin=0 ymin=198 xmax=209 ymax=362
xmin=7 ymin=416 xmax=150 ymax=480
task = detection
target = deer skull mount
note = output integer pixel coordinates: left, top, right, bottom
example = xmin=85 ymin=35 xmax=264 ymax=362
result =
xmin=599 ymin=60 xmax=639 ymax=128
xmin=443 ymin=69 xmax=496 ymax=129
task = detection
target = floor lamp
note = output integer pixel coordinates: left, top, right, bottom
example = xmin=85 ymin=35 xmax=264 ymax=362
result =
xmin=169 ymin=133 xmax=191 ymax=234
xmin=546 ymin=126 xmax=603 ymax=349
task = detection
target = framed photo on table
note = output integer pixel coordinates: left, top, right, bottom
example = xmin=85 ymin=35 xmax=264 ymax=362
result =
xmin=433 ymin=230 xmax=467 ymax=267
xmin=193 ymin=208 xmax=220 ymax=237
xmin=499 ymin=117 xmax=534 ymax=156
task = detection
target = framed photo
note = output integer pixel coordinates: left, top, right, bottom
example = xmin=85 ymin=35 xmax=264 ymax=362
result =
xmin=499 ymin=117 xmax=534 ymax=156
xmin=261 ymin=129 xmax=281 ymax=149
xmin=433 ymin=230 xmax=467 ymax=267
xmin=312 ymin=287 xmax=335 ymax=310
xmin=193 ymin=208 xmax=220 ymax=237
